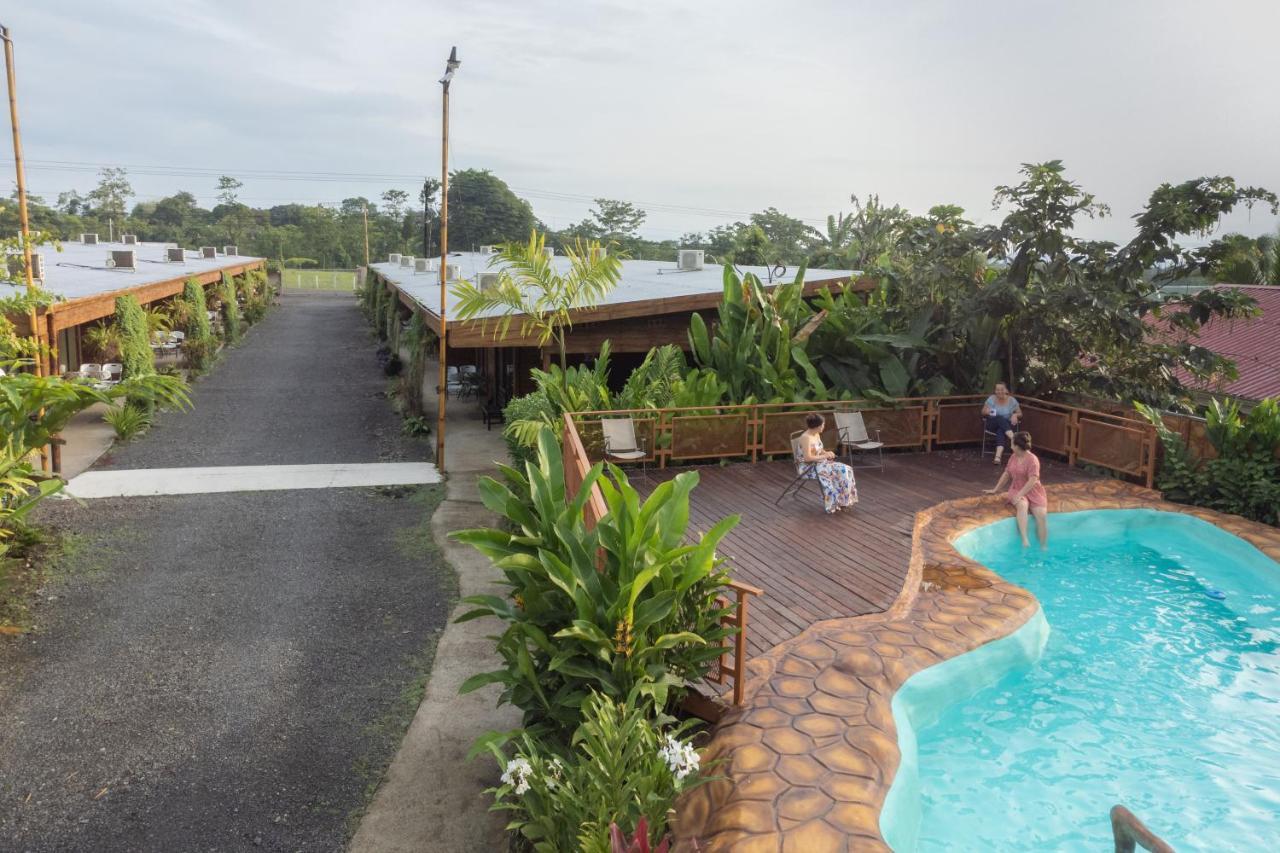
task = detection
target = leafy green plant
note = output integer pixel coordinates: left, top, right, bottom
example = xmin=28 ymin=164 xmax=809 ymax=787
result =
xmin=104 ymin=403 xmax=151 ymax=441
xmin=219 ymin=273 xmax=242 ymax=342
xmin=114 ymin=294 xmax=154 ymax=379
xmin=482 ymin=691 xmax=705 ymax=853
xmin=179 ymin=279 xmax=216 ymax=372
xmin=452 ymin=427 xmax=738 ymax=736
xmin=401 ymin=414 xmax=431 ymax=437
xmin=1137 ymin=398 xmax=1280 ymax=525
xmin=82 ymin=322 xmax=123 ymax=362
xmin=688 ymin=265 xmax=826 ymax=403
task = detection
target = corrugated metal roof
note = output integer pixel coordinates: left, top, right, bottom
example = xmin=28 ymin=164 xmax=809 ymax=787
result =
xmin=4 ymin=239 xmax=261 ymax=302
xmin=1167 ymin=284 xmax=1280 ymax=401
xmin=370 ymin=252 xmax=857 ymax=321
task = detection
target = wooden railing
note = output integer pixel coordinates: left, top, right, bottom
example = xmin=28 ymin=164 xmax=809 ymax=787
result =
xmin=561 ymin=413 xmax=762 ymax=706
xmin=1110 ymin=805 xmax=1174 ymax=853
xmin=568 ymin=394 xmax=1160 ymax=488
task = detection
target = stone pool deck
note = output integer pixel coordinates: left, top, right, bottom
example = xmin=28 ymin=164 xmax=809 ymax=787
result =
xmin=673 ymin=480 xmax=1280 ymax=851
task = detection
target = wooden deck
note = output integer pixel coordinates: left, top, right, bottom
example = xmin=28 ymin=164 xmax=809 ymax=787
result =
xmin=634 ymin=449 xmax=1100 ymax=660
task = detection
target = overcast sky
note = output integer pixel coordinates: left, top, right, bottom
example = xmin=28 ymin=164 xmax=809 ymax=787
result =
xmin=9 ymin=0 xmax=1280 ymax=243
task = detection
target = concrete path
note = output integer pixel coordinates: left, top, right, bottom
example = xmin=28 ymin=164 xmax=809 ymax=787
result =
xmin=0 ymin=293 xmax=453 ymax=853
xmin=66 ymin=462 xmax=441 ymax=498
xmin=349 ymin=361 xmax=519 ymax=853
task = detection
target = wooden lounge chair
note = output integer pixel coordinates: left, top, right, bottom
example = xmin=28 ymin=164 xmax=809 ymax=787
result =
xmin=835 ymin=411 xmax=884 ymax=470
xmin=775 ymin=430 xmax=822 ymax=505
xmin=601 ymin=417 xmax=648 ymax=473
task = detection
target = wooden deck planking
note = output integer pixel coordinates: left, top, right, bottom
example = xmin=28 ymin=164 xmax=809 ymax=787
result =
xmin=633 ymin=449 xmax=1100 ymax=661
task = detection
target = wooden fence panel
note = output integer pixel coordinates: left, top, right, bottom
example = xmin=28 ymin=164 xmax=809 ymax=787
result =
xmin=1020 ymin=405 xmax=1071 ymax=457
xmin=936 ymin=402 xmax=985 ymax=444
xmin=861 ymin=406 xmax=927 ymax=448
xmin=1077 ymin=417 xmax=1147 ymax=475
xmin=671 ymin=414 xmax=750 ymax=461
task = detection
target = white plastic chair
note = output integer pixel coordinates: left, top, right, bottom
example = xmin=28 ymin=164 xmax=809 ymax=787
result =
xmin=601 ymin=418 xmax=648 ymax=473
xmin=170 ymin=330 xmax=186 ymax=343
xmin=835 ymin=411 xmax=885 ymax=470
xmin=79 ymin=363 xmax=103 ymax=380
xmin=101 ymin=363 xmax=123 ymax=385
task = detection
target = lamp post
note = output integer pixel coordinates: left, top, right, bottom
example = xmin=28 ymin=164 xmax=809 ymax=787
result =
xmin=436 ymin=46 xmax=458 ymax=472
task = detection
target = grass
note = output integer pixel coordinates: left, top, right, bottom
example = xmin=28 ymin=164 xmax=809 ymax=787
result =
xmin=282 ymin=269 xmax=357 ymax=291
xmin=0 ymin=526 xmax=134 ymax=634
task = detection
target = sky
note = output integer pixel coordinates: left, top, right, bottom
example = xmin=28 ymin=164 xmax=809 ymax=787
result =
xmin=7 ymin=0 xmax=1280 ymax=243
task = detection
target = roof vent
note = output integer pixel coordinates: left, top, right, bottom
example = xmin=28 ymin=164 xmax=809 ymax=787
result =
xmin=401 ymin=255 xmax=415 ymax=267
xmin=6 ymin=252 xmax=45 ymax=282
xmin=414 ymin=258 xmax=429 ymax=273
xmin=389 ymin=253 xmax=402 ymax=264
xmin=81 ymin=233 xmax=98 ymax=245
xmin=445 ymin=263 xmax=462 ymax=282
xmin=166 ymin=247 xmax=186 ymax=262
xmin=678 ymin=249 xmax=705 ymax=271
xmin=589 ymin=246 xmax=607 ymax=262
xmin=479 ymin=244 xmax=497 ymax=254
xmin=122 ymin=234 xmax=138 ymax=245
xmin=106 ymin=249 xmax=136 ymax=270
xmin=223 ymin=245 xmax=238 ymax=256
xmin=477 ymin=271 xmax=500 ymax=290
xmin=201 ymin=246 xmax=217 ymax=259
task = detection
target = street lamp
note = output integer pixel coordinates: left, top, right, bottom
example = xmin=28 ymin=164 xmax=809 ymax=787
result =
xmin=436 ymin=46 xmax=458 ymax=472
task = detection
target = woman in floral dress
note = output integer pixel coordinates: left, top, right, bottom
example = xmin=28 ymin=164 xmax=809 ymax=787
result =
xmin=800 ymin=413 xmax=858 ymax=514
xmin=984 ymin=431 xmax=1049 ymax=546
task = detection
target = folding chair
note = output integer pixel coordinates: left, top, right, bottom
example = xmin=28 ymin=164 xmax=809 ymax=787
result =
xmin=601 ymin=417 xmax=649 ymax=475
xmin=834 ymin=411 xmax=884 ymax=470
xmin=79 ymin=363 xmax=103 ymax=381
xmin=775 ymin=430 xmax=822 ymax=505
xmin=101 ymin=363 xmax=123 ymax=385
xmin=981 ymin=417 xmax=1001 ymax=458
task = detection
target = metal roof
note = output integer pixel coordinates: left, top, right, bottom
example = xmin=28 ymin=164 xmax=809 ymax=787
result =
xmin=6 ymin=238 xmax=262 ymax=302
xmin=1171 ymin=284 xmax=1280 ymax=401
xmin=370 ymin=252 xmax=858 ymax=321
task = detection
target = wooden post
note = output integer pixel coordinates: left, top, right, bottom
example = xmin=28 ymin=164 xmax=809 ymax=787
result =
xmin=436 ymin=47 xmax=459 ymax=473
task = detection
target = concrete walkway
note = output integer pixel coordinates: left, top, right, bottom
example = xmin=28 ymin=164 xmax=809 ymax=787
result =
xmin=66 ymin=462 xmax=441 ymax=498
xmin=0 ymin=293 xmax=454 ymax=853
xmin=349 ymin=362 xmax=520 ymax=853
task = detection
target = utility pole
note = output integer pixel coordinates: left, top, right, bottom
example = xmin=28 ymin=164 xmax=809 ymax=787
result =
xmin=2 ymin=23 xmax=48 ymax=471
xmin=422 ymin=178 xmax=430 ymax=258
xmin=361 ymin=202 xmax=370 ymax=267
xmin=436 ymin=47 xmax=459 ymax=472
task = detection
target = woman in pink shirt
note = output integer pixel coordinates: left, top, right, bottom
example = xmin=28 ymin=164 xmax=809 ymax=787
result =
xmin=984 ymin=431 xmax=1048 ymax=547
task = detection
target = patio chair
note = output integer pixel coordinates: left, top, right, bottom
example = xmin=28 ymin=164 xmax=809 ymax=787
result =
xmin=981 ymin=416 xmax=1001 ymax=458
xmin=170 ymin=330 xmax=186 ymax=344
xmin=774 ymin=430 xmax=822 ymax=506
xmin=101 ymin=363 xmax=123 ymax=385
xmin=834 ymin=411 xmax=884 ymax=470
xmin=601 ymin=417 xmax=648 ymax=474
xmin=79 ymin=363 xmax=103 ymax=381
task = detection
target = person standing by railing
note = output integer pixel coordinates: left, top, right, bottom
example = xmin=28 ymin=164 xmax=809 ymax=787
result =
xmin=982 ymin=382 xmax=1022 ymax=465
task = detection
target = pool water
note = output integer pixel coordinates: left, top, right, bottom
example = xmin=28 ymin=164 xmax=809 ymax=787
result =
xmin=906 ymin=509 xmax=1280 ymax=851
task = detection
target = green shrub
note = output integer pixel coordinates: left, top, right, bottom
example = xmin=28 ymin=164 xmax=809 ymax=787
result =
xmin=104 ymin=403 xmax=151 ymax=441
xmin=452 ymin=427 xmax=737 ymax=737
xmin=219 ymin=273 xmax=241 ymax=342
xmin=113 ymin=294 xmax=153 ymax=379
xmin=502 ymin=391 xmax=555 ymax=466
xmin=1138 ymin=398 xmax=1280 ymax=526
xmin=182 ymin=279 xmax=212 ymax=343
xmin=482 ymin=691 xmax=706 ymax=853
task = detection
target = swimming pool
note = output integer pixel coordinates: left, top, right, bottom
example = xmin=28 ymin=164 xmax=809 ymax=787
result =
xmin=881 ymin=508 xmax=1280 ymax=850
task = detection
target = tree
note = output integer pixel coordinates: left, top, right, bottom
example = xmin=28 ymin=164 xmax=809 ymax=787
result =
xmin=589 ymin=198 xmax=647 ymax=240
xmin=56 ymin=190 xmax=87 ymax=216
xmin=381 ymin=189 xmax=410 ymax=220
xmin=748 ymin=208 xmax=818 ymax=265
xmin=216 ymin=175 xmax=243 ymax=207
xmin=452 ymin=231 xmax=622 ymax=390
xmin=87 ymin=167 xmax=133 ymax=228
xmin=446 ymin=169 xmax=536 ymax=251
xmin=731 ymin=225 xmax=774 ymax=266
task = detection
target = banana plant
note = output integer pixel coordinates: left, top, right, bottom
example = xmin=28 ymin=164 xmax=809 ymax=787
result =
xmin=452 ymin=427 xmax=739 ymax=736
xmin=687 ymin=264 xmax=826 ymax=402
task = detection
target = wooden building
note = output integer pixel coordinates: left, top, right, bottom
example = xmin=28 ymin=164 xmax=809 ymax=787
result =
xmin=5 ymin=236 xmax=265 ymax=375
xmin=366 ymin=251 xmax=860 ymax=402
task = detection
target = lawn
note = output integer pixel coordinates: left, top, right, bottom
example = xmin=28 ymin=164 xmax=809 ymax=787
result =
xmin=282 ymin=269 xmax=357 ymax=291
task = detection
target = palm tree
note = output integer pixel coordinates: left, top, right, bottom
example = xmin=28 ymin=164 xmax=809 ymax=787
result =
xmin=452 ymin=231 xmax=623 ymax=391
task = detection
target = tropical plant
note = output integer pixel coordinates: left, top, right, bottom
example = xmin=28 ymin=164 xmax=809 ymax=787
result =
xmin=400 ymin=312 xmax=432 ymax=417
xmin=452 ymin=427 xmax=737 ymax=736
xmin=452 ymin=231 xmax=623 ymax=390
xmin=180 ymin=279 xmax=215 ymax=371
xmin=481 ymin=691 xmax=705 ymax=853
xmin=219 ymin=273 xmax=241 ymax=342
xmin=104 ymin=403 xmax=151 ymax=440
xmin=1137 ymin=398 xmax=1280 ymax=525
xmin=615 ymin=345 xmax=687 ymax=411
xmin=1 ymin=447 xmax=62 ymax=559
xmin=82 ymin=322 xmax=123 ymax=362
xmin=114 ymin=294 xmax=154 ymax=378
xmin=688 ymin=265 xmax=826 ymax=403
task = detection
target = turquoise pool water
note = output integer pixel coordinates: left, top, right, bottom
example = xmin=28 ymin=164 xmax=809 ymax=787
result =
xmin=900 ymin=509 xmax=1280 ymax=851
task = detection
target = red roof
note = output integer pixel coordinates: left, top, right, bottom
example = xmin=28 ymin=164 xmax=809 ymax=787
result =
xmin=1164 ymin=284 xmax=1280 ymax=401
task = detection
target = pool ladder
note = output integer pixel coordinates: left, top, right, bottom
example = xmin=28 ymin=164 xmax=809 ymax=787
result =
xmin=1111 ymin=805 xmax=1174 ymax=853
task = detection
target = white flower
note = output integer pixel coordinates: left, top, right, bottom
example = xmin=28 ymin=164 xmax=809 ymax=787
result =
xmin=544 ymin=757 xmax=564 ymax=791
xmin=658 ymin=734 xmax=700 ymax=782
xmin=501 ymin=756 xmax=533 ymax=795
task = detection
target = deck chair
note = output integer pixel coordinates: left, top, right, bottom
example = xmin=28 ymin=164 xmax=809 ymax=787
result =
xmin=981 ymin=416 xmax=1001 ymax=458
xmin=100 ymin=363 xmax=123 ymax=386
xmin=601 ymin=417 xmax=648 ymax=474
xmin=79 ymin=363 xmax=103 ymax=380
xmin=835 ymin=411 xmax=884 ymax=470
xmin=775 ymin=430 xmax=822 ymax=506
